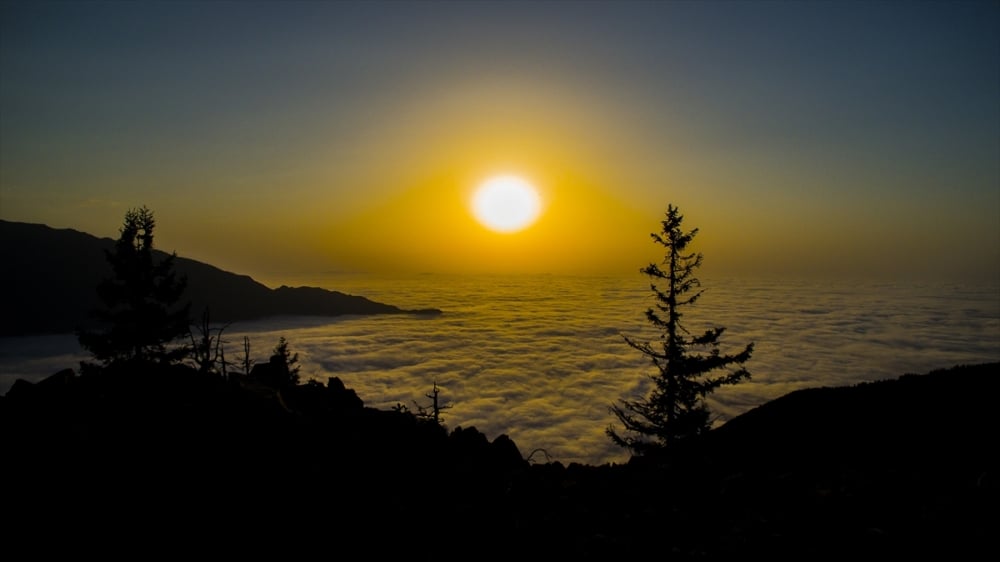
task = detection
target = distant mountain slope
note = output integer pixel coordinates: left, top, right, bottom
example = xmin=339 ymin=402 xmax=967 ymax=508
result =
xmin=0 ymin=220 xmax=439 ymax=336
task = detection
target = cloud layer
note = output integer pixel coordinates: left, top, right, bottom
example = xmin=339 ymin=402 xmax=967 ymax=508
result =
xmin=2 ymin=274 xmax=998 ymax=466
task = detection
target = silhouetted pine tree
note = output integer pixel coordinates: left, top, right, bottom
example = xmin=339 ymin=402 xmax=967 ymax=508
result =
xmin=608 ymin=204 xmax=753 ymax=455
xmin=271 ymin=336 xmax=300 ymax=386
xmin=78 ymin=206 xmax=191 ymax=369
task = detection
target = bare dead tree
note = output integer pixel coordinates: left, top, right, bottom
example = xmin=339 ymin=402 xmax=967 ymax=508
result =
xmin=188 ymin=307 xmax=231 ymax=376
xmin=414 ymin=381 xmax=452 ymax=425
xmin=237 ymin=336 xmax=255 ymax=377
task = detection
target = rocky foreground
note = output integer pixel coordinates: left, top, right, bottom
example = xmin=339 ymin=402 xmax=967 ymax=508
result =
xmin=3 ymin=362 xmax=997 ymax=559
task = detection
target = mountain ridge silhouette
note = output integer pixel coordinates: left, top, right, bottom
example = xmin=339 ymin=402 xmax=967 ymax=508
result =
xmin=0 ymin=219 xmax=440 ymax=336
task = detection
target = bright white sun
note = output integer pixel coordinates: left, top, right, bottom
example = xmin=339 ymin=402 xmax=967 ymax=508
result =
xmin=471 ymin=175 xmax=542 ymax=233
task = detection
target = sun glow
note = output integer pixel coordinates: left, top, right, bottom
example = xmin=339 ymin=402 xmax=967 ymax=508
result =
xmin=471 ymin=175 xmax=542 ymax=233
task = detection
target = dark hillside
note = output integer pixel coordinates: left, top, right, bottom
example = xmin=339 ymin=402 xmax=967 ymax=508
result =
xmin=2 ymin=362 xmax=996 ymax=558
xmin=704 ymin=363 xmax=998 ymax=465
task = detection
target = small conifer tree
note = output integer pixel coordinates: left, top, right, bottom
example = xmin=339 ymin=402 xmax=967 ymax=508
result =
xmin=271 ymin=336 xmax=300 ymax=387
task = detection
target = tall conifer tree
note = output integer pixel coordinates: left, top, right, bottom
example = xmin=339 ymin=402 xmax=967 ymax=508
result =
xmin=609 ymin=204 xmax=753 ymax=454
xmin=78 ymin=206 xmax=190 ymax=369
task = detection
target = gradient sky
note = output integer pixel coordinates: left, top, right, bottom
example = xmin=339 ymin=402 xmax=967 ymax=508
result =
xmin=2 ymin=1 xmax=998 ymax=283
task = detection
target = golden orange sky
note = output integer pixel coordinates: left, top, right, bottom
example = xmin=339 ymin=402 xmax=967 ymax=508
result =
xmin=1 ymin=2 xmax=997 ymax=284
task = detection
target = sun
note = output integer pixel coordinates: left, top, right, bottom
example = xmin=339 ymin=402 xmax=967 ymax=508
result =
xmin=471 ymin=175 xmax=542 ymax=233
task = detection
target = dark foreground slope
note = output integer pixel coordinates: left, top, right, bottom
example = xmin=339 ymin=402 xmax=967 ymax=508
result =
xmin=0 ymin=220 xmax=439 ymax=336
xmin=2 ymin=363 xmax=997 ymax=559
xmin=517 ymin=362 xmax=999 ymax=559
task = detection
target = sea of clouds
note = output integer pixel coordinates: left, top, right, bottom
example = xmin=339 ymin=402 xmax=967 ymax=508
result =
xmin=2 ymin=274 xmax=998 ymax=466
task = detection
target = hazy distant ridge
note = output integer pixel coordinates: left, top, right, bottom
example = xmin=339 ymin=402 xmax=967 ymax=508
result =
xmin=0 ymin=220 xmax=439 ymax=336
